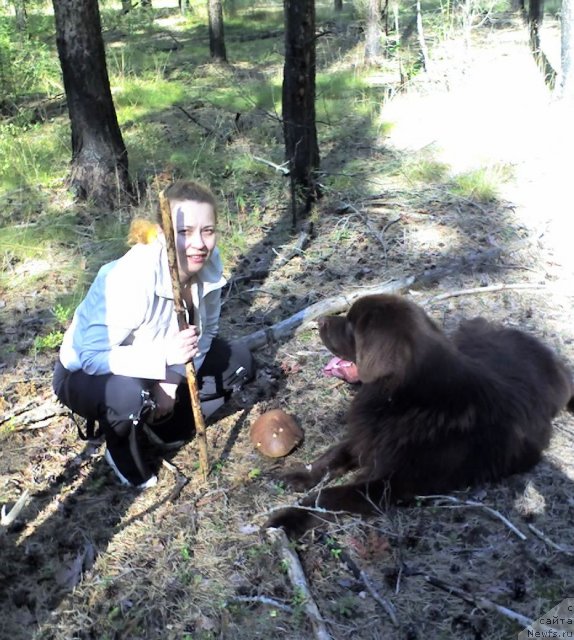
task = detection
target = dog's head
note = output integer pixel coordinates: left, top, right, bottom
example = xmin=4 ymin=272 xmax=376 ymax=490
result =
xmin=319 ymin=294 xmax=443 ymax=385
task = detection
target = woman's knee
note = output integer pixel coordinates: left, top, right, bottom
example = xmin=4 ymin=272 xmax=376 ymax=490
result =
xmin=104 ymin=376 xmax=154 ymax=423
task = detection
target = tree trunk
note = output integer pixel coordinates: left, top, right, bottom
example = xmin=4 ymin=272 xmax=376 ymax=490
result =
xmin=365 ymin=0 xmax=383 ymax=63
xmin=13 ymin=0 xmax=28 ymax=31
xmin=208 ymin=0 xmax=227 ymax=62
xmin=225 ymin=0 xmax=237 ymax=18
xmin=528 ymin=0 xmax=544 ymax=54
xmin=52 ymin=0 xmax=130 ymax=209
xmin=283 ymin=0 xmax=320 ymax=222
xmin=558 ymin=0 xmax=574 ymax=99
xmin=416 ymin=0 xmax=430 ymax=71
xmin=334 ymin=0 xmax=343 ymax=11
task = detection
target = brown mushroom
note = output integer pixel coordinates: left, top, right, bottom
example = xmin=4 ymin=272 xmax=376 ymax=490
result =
xmin=249 ymin=409 xmax=303 ymax=458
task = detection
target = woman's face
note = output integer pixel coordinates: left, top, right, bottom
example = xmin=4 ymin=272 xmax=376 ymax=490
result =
xmin=171 ymin=199 xmax=217 ymax=283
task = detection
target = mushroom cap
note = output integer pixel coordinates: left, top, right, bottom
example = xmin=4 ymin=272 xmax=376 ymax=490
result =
xmin=250 ymin=409 xmax=303 ymax=458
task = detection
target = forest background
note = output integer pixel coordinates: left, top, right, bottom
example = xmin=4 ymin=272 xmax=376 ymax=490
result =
xmin=1 ymin=1 xmax=574 ymax=639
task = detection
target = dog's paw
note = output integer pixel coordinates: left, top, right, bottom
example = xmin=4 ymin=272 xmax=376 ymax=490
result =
xmin=263 ymin=507 xmax=315 ymax=539
xmin=281 ymin=465 xmax=318 ymax=492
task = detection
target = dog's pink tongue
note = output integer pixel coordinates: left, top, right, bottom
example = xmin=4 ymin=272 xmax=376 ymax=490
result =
xmin=323 ymin=357 xmax=360 ymax=383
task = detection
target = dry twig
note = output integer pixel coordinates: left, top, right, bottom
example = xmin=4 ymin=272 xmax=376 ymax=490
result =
xmin=418 ymin=572 xmax=533 ymax=628
xmin=416 ymin=495 xmax=527 ymax=540
xmin=1 ymin=489 xmax=30 ymax=527
xmin=425 ymin=282 xmax=547 ymax=304
xmin=0 ymin=400 xmax=68 ymax=428
xmin=319 ymin=535 xmax=398 ymax=626
xmin=252 ymin=155 xmax=290 ymax=175
xmin=161 ymin=459 xmax=190 ymax=502
xmin=528 ymin=524 xmax=574 ymax=556
xmin=228 ymin=595 xmax=293 ymax=613
xmin=265 ymin=527 xmax=332 ymax=640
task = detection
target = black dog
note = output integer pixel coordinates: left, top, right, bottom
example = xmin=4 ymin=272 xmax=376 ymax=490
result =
xmin=265 ymin=294 xmax=574 ymax=537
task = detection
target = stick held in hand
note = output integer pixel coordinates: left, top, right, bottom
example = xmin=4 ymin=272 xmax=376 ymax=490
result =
xmin=159 ymin=189 xmax=210 ymax=481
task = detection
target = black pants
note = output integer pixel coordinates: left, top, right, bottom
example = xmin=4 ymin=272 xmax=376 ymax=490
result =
xmin=52 ymin=337 xmax=254 ymax=440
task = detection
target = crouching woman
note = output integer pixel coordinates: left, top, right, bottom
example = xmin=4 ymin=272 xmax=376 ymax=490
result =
xmin=53 ymin=180 xmax=254 ymax=488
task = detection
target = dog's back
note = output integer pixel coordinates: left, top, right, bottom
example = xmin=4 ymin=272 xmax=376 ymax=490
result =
xmin=454 ymin=317 xmax=573 ymax=419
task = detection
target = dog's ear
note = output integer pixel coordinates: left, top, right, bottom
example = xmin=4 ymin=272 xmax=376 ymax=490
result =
xmin=353 ymin=312 xmax=412 ymax=384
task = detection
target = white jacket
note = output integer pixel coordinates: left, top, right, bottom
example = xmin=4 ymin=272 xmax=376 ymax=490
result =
xmin=59 ymin=238 xmax=226 ymax=380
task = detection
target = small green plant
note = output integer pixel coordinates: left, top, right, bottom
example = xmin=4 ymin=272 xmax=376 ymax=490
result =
xmin=332 ymin=594 xmax=358 ymax=618
xmin=0 ymin=418 xmax=16 ymax=440
xmin=247 ymin=467 xmax=261 ymax=480
xmin=291 ymin=586 xmax=307 ymax=608
xmin=211 ymin=460 xmax=226 ymax=475
xmin=272 ymin=481 xmax=286 ymax=495
xmin=52 ymin=303 xmax=73 ymax=327
xmin=33 ymin=331 xmax=64 ymax=353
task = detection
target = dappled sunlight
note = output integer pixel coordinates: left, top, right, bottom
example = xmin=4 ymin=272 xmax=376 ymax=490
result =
xmin=406 ymin=222 xmax=462 ymax=255
xmin=379 ymin=21 xmax=574 ymax=279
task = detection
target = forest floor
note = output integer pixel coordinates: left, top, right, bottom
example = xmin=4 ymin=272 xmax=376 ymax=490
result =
xmin=1 ymin=8 xmax=574 ymax=640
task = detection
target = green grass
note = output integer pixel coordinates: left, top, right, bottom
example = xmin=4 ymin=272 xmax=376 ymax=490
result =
xmin=402 ymin=155 xmax=451 ymax=183
xmin=0 ymin=122 xmax=69 ymax=191
xmin=0 ymin=0 xmax=457 ymax=305
xmin=449 ymin=164 xmax=513 ymax=203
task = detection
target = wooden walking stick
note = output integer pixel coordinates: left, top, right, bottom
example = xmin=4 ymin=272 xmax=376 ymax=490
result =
xmin=159 ymin=189 xmax=210 ymax=481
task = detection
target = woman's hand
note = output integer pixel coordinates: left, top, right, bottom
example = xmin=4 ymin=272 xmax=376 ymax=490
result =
xmin=166 ymin=326 xmax=199 ymax=365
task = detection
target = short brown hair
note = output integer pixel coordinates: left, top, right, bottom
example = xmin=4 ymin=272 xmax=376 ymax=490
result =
xmin=162 ymin=180 xmax=218 ymax=221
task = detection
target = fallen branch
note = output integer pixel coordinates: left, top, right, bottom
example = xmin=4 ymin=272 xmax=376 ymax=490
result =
xmin=237 ymin=244 xmax=512 ymax=350
xmin=1 ymin=489 xmax=30 ymax=527
xmin=265 ymin=527 xmax=332 ymax=640
xmin=238 ymin=278 xmax=414 ymax=350
xmin=252 ymin=155 xmax=290 ymax=175
xmin=175 ymin=105 xmax=219 ymax=137
xmin=273 ymin=221 xmax=313 ymax=270
xmin=0 ymin=400 xmax=69 ymax=429
xmin=416 ymin=495 xmax=527 ymax=541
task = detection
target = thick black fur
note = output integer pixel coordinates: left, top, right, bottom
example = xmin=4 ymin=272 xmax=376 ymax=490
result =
xmin=265 ymin=294 xmax=574 ymax=538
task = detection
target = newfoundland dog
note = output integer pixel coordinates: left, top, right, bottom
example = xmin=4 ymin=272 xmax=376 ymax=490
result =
xmin=265 ymin=294 xmax=574 ymax=537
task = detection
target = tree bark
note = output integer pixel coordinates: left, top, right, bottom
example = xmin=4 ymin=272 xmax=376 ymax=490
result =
xmin=208 ymin=0 xmax=227 ymax=62
xmin=365 ymin=0 xmax=383 ymax=63
xmin=283 ymin=0 xmax=320 ymax=222
xmin=12 ymin=0 xmax=28 ymax=31
xmin=52 ymin=0 xmax=130 ymax=209
xmin=334 ymin=0 xmax=343 ymax=11
xmin=528 ymin=0 xmax=544 ymax=53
